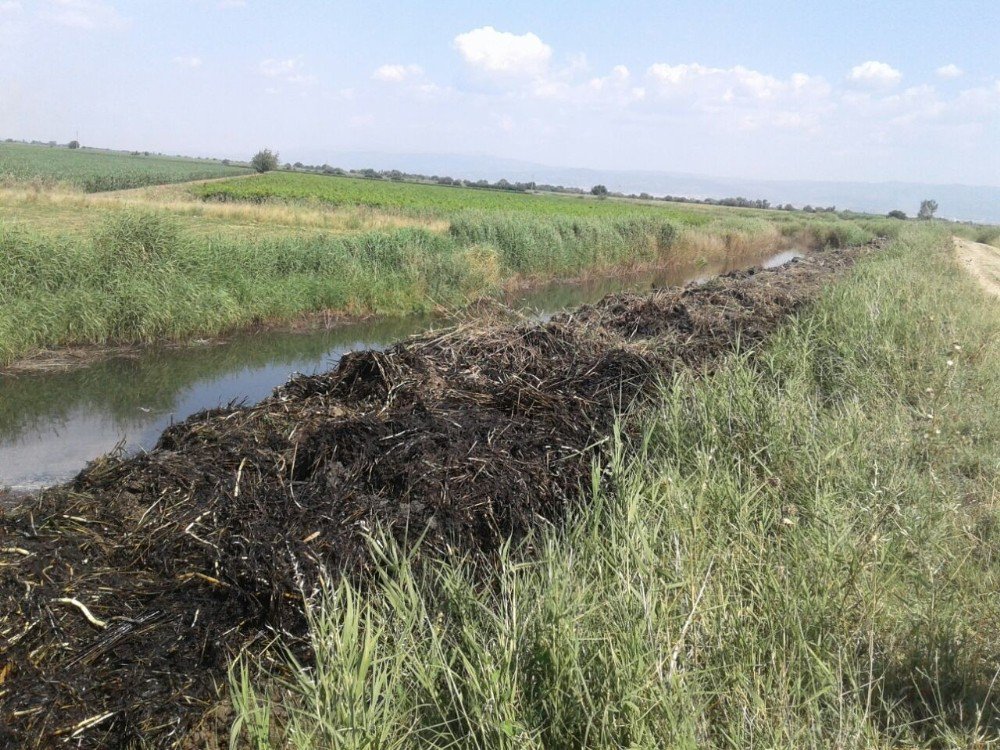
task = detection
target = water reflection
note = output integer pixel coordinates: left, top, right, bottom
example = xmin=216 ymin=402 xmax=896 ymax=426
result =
xmin=0 ymin=250 xmax=800 ymax=491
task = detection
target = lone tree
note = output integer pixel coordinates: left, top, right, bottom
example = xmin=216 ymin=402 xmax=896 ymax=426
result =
xmin=68 ymin=140 xmax=80 ymax=149
xmin=887 ymin=209 xmax=907 ymax=220
xmin=250 ymin=148 xmax=279 ymax=173
xmin=591 ymin=184 xmax=608 ymax=197
xmin=918 ymin=199 xmax=938 ymax=220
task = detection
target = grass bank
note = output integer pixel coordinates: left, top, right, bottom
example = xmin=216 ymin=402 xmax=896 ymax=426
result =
xmin=0 ymin=209 xmax=887 ymax=366
xmin=231 ymin=224 xmax=999 ymax=748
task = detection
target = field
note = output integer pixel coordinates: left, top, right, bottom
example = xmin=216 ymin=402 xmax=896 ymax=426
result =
xmin=0 ymin=149 xmax=888 ymax=367
xmin=2 ymin=143 xmax=1000 ymax=748
xmin=0 ymin=142 xmax=249 ymax=192
xmin=193 ymin=170 xmax=713 ymax=221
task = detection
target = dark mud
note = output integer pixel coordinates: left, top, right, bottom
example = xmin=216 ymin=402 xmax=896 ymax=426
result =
xmin=0 ymin=244 xmax=878 ymax=748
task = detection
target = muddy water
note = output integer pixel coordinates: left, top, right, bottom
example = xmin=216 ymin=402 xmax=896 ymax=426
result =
xmin=0 ymin=250 xmax=800 ymax=492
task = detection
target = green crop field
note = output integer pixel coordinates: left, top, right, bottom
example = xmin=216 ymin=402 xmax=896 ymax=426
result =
xmin=0 ymin=145 xmax=902 ymax=366
xmin=0 ymin=142 xmax=250 ymax=192
xmin=194 ymin=171 xmax=711 ymax=223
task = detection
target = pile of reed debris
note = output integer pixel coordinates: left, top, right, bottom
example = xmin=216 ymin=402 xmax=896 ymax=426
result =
xmin=0 ymin=243 xmax=879 ymax=748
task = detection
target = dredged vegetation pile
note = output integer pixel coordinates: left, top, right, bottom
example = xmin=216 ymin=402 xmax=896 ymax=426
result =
xmin=0 ymin=243 xmax=879 ymax=748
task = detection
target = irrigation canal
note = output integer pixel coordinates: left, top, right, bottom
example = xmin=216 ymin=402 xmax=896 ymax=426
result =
xmin=0 ymin=250 xmax=800 ymax=493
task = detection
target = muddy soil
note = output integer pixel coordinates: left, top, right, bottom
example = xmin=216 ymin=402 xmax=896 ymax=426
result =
xmin=0 ymin=243 xmax=879 ymax=748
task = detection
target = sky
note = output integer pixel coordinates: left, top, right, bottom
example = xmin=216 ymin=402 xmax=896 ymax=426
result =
xmin=1 ymin=0 xmax=999 ymax=185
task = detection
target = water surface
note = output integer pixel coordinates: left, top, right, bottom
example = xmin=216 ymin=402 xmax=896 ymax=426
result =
xmin=0 ymin=250 xmax=800 ymax=492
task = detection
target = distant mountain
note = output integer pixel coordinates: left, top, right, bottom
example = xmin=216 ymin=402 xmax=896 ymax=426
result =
xmin=291 ymin=149 xmax=1000 ymax=224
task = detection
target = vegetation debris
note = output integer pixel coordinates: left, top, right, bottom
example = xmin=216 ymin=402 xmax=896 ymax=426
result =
xmin=0 ymin=242 xmax=880 ymax=748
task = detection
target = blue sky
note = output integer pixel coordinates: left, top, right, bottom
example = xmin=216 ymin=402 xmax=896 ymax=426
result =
xmin=1 ymin=0 xmax=998 ymax=184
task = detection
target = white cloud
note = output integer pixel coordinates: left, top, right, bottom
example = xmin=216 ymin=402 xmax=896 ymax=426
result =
xmin=373 ymin=63 xmax=423 ymax=83
xmin=414 ymin=82 xmax=446 ymax=97
xmin=260 ymin=57 xmax=298 ymax=77
xmin=648 ymin=63 xmax=828 ymax=102
xmin=847 ymin=60 xmax=902 ymax=87
xmin=648 ymin=62 xmax=709 ymax=86
xmin=936 ymin=64 xmax=963 ymax=79
xmin=589 ymin=64 xmax=630 ymax=91
xmin=453 ymin=26 xmax=552 ymax=76
xmin=567 ymin=64 xmax=647 ymax=105
xmin=172 ymin=55 xmax=202 ymax=69
xmin=0 ymin=1 xmax=23 ymax=13
xmin=217 ymin=0 xmax=245 ymax=7
xmin=39 ymin=0 xmax=125 ymax=30
xmin=648 ymin=63 xmax=775 ymax=98
xmin=259 ymin=56 xmax=316 ymax=86
xmin=642 ymin=62 xmax=834 ymax=134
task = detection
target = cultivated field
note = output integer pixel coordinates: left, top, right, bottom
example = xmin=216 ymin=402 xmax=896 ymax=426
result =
xmin=193 ymin=170 xmax=712 ymax=221
xmin=0 ymin=141 xmax=249 ymax=192
xmin=0 ymin=147 xmax=888 ymax=367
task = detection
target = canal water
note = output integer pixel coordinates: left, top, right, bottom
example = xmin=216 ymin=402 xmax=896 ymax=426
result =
xmin=0 ymin=250 xmax=800 ymax=492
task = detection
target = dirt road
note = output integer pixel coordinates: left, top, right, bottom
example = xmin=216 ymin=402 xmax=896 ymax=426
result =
xmin=954 ymin=237 xmax=1000 ymax=298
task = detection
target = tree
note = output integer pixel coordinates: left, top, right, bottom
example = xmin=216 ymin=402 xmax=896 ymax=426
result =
xmin=68 ymin=140 xmax=80 ymax=149
xmin=887 ymin=210 xmax=907 ymax=220
xmin=918 ymin=199 xmax=938 ymax=220
xmin=250 ymin=148 xmax=279 ymax=173
xmin=591 ymin=184 xmax=608 ymax=197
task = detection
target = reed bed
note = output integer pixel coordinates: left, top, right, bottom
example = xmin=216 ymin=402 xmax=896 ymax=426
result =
xmin=0 ymin=208 xmax=884 ymax=367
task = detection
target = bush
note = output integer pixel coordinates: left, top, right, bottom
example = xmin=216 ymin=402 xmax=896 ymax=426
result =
xmin=250 ymin=149 xmax=279 ymax=173
xmin=68 ymin=140 xmax=80 ymax=149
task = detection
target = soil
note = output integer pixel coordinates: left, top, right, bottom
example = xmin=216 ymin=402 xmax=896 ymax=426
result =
xmin=0 ymin=242 xmax=881 ymax=748
xmin=954 ymin=237 xmax=1000 ymax=298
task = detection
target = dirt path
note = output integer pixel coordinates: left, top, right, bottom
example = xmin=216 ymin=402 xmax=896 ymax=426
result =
xmin=954 ymin=237 xmax=1000 ymax=298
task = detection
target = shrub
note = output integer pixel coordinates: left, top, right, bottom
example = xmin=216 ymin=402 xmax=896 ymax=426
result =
xmin=251 ymin=149 xmax=280 ymax=173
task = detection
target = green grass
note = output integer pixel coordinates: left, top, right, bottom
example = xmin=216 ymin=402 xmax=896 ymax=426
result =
xmin=0 ymin=209 xmax=699 ymax=364
xmin=193 ymin=171 xmax=712 ymax=223
xmin=0 ymin=159 xmax=902 ymax=366
xmin=230 ymin=224 xmax=1000 ymax=749
xmin=954 ymin=223 xmax=1000 ymax=248
xmin=0 ymin=208 xmax=891 ymax=365
xmin=0 ymin=142 xmax=249 ymax=192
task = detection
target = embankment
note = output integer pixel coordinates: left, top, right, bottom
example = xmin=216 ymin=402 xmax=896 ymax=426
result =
xmin=0 ymin=242 xmax=880 ymax=747
xmin=0 ymin=209 xmax=882 ymax=368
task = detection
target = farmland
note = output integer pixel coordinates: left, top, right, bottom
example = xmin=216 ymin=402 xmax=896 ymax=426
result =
xmin=0 ymin=141 xmax=249 ymax=192
xmin=193 ymin=169 xmax=714 ymax=221
xmin=0 ymin=146 xmax=888 ymax=367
